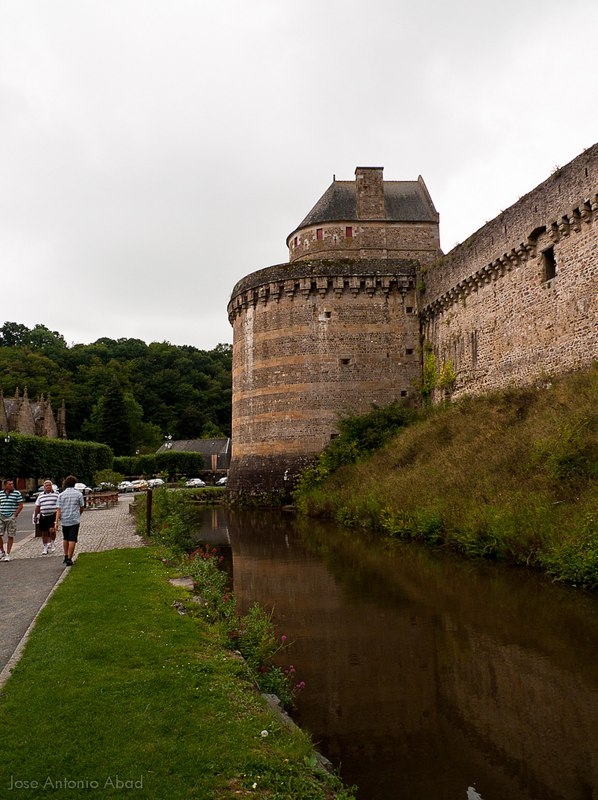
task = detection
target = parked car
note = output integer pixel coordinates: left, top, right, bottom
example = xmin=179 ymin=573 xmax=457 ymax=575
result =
xmin=29 ymin=483 xmax=59 ymax=501
xmin=185 ymin=478 xmax=206 ymax=488
xmin=215 ymin=476 xmax=228 ymax=486
xmin=130 ymin=479 xmax=149 ymax=491
xmin=147 ymin=478 xmax=165 ymax=488
xmin=118 ymin=481 xmax=134 ymax=493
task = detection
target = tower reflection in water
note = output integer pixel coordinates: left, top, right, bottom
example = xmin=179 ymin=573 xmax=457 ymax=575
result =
xmin=191 ymin=507 xmax=598 ymax=800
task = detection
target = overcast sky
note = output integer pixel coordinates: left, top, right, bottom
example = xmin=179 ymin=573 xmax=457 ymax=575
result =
xmin=1 ymin=0 xmax=597 ymax=350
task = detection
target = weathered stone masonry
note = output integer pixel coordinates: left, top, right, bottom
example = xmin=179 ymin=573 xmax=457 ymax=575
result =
xmin=228 ymin=149 xmax=598 ymax=496
xmin=421 ymin=144 xmax=598 ymax=398
xmin=228 ymin=260 xmax=422 ymax=492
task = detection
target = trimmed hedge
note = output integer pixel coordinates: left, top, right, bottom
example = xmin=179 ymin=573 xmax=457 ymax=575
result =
xmin=0 ymin=433 xmax=113 ymax=487
xmin=113 ymin=450 xmax=204 ymax=480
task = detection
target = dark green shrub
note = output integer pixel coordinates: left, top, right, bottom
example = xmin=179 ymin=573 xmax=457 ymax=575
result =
xmin=295 ymin=401 xmax=417 ymax=495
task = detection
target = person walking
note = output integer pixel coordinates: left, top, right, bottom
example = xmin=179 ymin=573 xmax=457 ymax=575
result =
xmin=0 ymin=478 xmax=24 ymax=562
xmin=34 ymin=480 xmax=59 ymax=555
xmin=55 ymin=475 xmax=85 ymax=567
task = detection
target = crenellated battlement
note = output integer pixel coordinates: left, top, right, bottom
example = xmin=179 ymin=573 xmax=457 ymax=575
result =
xmin=421 ymin=190 xmax=598 ymax=320
xmin=228 ymin=260 xmax=417 ymax=322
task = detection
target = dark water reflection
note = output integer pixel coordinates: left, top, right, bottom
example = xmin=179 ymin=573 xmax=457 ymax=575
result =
xmin=196 ymin=507 xmax=598 ymax=800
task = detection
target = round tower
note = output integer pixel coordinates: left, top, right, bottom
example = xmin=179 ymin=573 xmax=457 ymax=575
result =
xmin=227 ymin=167 xmax=441 ymax=500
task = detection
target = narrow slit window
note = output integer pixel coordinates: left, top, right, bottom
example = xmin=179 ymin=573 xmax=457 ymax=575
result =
xmin=345 ymin=226 xmax=353 ymax=238
xmin=316 ymin=228 xmax=323 ymax=240
xmin=405 ymin=348 xmax=414 ymax=355
xmin=542 ymin=246 xmax=556 ymax=282
xmin=471 ymin=330 xmax=478 ymax=367
xmin=340 ymin=357 xmax=351 ymax=365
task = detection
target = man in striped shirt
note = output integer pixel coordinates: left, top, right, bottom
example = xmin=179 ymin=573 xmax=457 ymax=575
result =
xmin=0 ymin=479 xmax=24 ymax=562
xmin=34 ymin=479 xmax=60 ymax=556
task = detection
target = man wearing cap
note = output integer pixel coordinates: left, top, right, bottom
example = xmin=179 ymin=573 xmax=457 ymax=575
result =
xmin=34 ymin=480 xmax=60 ymax=556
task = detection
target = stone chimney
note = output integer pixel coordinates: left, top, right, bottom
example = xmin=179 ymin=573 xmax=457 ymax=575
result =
xmin=355 ymin=167 xmax=385 ymax=219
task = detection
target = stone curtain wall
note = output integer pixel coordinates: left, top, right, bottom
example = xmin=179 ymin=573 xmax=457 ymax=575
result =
xmin=228 ymin=260 xmax=420 ymax=493
xmin=421 ymin=144 xmax=598 ymax=398
xmin=228 ymin=145 xmax=597 ymax=495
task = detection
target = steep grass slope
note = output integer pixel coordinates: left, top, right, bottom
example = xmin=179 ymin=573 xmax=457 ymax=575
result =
xmin=296 ymin=364 xmax=598 ymax=588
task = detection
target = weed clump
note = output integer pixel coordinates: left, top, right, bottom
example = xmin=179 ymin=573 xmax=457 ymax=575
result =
xmin=183 ymin=546 xmax=305 ymax=709
xmin=139 ymin=491 xmax=308 ymax=712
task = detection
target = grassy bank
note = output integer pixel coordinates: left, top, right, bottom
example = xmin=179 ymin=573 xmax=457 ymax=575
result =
xmin=0 ymin=546 xmax=354 ymax=799
xmin=295 ymin=364 xmax=598 ymax=589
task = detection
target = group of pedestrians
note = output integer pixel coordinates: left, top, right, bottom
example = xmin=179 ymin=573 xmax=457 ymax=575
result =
xmin=0 ymin=476 xmax=85 ymax=566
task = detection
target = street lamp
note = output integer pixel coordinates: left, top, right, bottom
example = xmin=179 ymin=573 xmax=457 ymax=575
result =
xmin=2 ymin=434 xmax=11 ymax=480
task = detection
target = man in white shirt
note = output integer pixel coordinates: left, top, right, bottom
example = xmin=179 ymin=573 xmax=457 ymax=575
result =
xmin=34 ymin=480 xmax=59 ymax=556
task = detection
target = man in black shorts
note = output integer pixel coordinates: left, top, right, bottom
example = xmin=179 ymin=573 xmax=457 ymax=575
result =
xmin=56 ymin=475 xmax=85 ymax=566
xmin=34 ymin=480 xmax=59 ymax=555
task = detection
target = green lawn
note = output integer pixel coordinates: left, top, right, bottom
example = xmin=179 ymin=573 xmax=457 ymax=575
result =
xmin=0 ymin=548 xmax=353 ymax=799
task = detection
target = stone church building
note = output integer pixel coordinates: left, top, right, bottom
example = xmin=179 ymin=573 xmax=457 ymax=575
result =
xmin=0 ymin=388 xmax=66 ymax=439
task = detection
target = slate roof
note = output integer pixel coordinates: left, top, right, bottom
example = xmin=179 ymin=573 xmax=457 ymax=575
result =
xmin=156 ymin=437 xmax=230 ymax=454
xmin=291 ymin=177 xmax=438 ymax=236
xmin=156 ymin=438 xmax=231 ymax=469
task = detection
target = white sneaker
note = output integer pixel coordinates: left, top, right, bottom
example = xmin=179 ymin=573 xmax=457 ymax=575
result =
xmin=4 ymin=555 xmax=11 ymax=562
xmin=50 ymin=543 xmax=56 ymax=553
xmin=42 ymin=548 xmax=48 ymax=555
xmin=0 ymin=552 xmax=5 ymax=561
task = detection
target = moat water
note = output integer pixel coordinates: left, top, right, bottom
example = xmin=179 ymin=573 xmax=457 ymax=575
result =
xmin=195 ymin=507 xmax=598 ymax=800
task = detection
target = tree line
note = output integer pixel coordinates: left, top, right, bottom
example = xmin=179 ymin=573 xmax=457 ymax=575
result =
xmin=0 ymin=322 xmax=232 ymax=456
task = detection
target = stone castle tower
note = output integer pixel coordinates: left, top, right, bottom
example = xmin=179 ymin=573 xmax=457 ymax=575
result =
xmin=228 ymin=146 xmax=598 ymax=499
xmin=227 ymin=168 xmax=441 ymax=496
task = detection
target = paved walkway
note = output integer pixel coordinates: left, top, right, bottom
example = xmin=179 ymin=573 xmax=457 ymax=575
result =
xmin=0 ymin=496 xmax=145 ymax=688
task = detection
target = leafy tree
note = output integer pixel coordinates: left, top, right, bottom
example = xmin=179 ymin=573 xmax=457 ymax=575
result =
xmin=92 ymin=469 xmax=124 ymax=488
xmin=96 ymin=377 xmax=135 ymax=456
xmin=0 ymin=322 xmax=232 ymax=450
xmin=0 ymin=349 xmax=70 ymax=398
xmin=27 ymin=325 xmax=68 ymax=358
xmin=0 ymin=322 xmax=31 ymax=347
xmin=0 ymin=322 xmax=67 ymax=357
